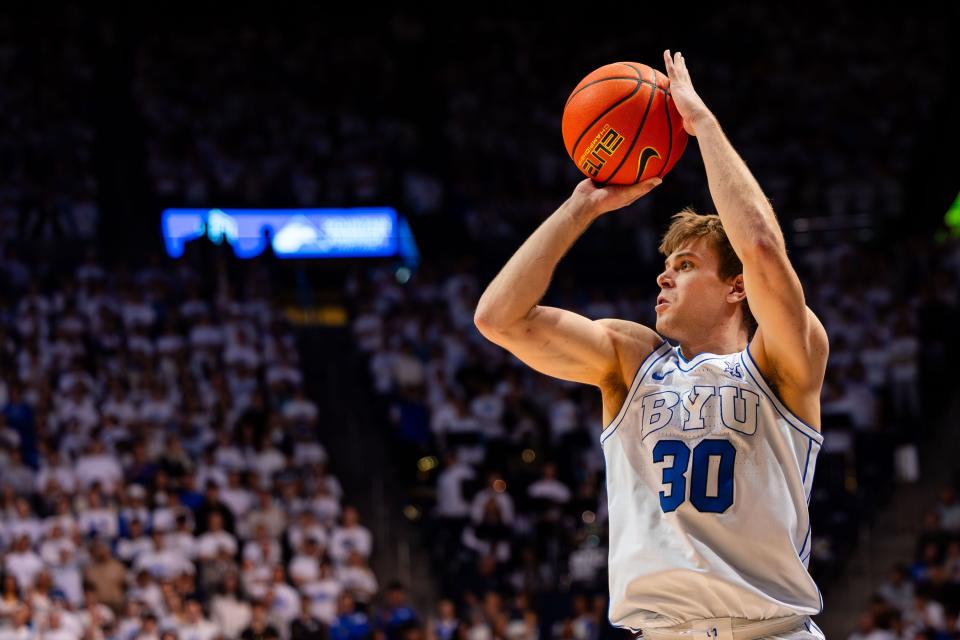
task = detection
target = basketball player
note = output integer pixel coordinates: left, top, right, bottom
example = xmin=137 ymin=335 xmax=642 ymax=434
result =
xmin=474 ymin=50 xmax=829 ymax=640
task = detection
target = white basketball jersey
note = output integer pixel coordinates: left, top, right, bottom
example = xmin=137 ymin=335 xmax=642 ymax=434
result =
xmin=600 ymin=339 xmax=823 ymax=630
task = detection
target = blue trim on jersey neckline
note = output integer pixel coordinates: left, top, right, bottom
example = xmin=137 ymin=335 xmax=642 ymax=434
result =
xmin=673 ymin=344 xmax=743 ymax=372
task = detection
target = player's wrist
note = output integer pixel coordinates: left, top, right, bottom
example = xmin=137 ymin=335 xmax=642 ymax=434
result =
xmin=565 ymin=192 xmax=604 ymax=224
xmin=688 ymin=109 xmax=718 ymax=135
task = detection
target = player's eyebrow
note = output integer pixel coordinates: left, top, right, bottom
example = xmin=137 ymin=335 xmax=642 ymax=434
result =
xmin=664 ymin=250 xmax=698 ymax=268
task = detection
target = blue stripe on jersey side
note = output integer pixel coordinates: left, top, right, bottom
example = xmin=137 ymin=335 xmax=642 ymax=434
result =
xmin=795 ymin=439 xmax=815 ymax=557
xmin=600 ymin=341 xmax=672 ymax=444
xmin=798 ymin=525 xmax=811 ymax=557
xmin=739 ymin=347 xmax=824 ymax=444
xmin=806 ymin=442 xmax=820 ymax=505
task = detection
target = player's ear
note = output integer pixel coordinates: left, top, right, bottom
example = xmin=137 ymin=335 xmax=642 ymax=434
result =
xmin=726 ymin=274 xmax=746 ymax=304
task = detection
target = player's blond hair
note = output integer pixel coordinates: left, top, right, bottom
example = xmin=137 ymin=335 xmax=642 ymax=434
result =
xmin=658 ymin=207 xmax=757 ymax=338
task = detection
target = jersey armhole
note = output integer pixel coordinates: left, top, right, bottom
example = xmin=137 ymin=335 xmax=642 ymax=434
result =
xmin=600 ymin=338 xmax=672 ymax=443
xmin=740 ymin=344 xmax=824 ymax=444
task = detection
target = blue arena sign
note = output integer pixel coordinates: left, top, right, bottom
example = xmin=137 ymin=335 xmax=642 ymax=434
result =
xmin=161 ymin=207 xmax=418 ymax=265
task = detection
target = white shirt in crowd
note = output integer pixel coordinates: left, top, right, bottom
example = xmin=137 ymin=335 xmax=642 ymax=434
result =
xmin=177 ymin=619 xmax=219 ymax=640
xmin=527 ymin=478 xmax=571 ymax=504
xmin=328 ymin=526 xmax=373 ymax=564
xmin=300 ymin=577 xmax=342 ymax=625
xmin=4 ymin=549 xmax=44 ymax=589
xmin=435 ymin=462 xmax=476 ymax=519
xmin=77 ymin=508 xmax=118 ymax=539
xmin=335 ymin=565 xmax=378 ymax=605
xmin=196 ymin=531 xmax=238 ymax=560
xmin=74 ymin=454 xmax=123 ymax=493
xmin=209 ymin=596 xmax=251 ymax=640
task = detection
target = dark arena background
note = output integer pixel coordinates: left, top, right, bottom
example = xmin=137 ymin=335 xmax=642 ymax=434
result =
xmin=1 ymin=4 xmax=959 ymax=640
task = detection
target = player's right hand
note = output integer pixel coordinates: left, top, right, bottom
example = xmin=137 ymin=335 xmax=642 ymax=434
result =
xmin=571 ymin=176 xmax=661 ymax=218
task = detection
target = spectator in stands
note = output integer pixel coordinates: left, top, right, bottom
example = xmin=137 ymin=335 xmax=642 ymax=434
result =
xmin=936 ymin=486 xmax=960 ymax=533
xmin=328 ymin=508 xmax=372 ymax=568
xmin=242 ymin=600 xmax=281 ymax=640
xmin=300 ymin=562 xmax=342 ymax=627
xmin=179 ymin=598 xmax=220 ymax=640
xmin=336 ymin=553 xmax=378 ymax=611
xmin=265 ymin=566 xmax=301 ymax=631
xmin=468 ymin=473 xmax=514 ymax=531
xmin=82 ymin=541 xmax=125 ymax=613
xmin=903 ymin=586 xmax=946 ymax=634
xmin=877 ymin=564 xmax=915 ymax=614
xmin=210 ymin=573 xmax=252 ymax=639
xmin=289 ymin=594 xmax=328 ymax=640
xmin=425 ymin=599 xmax=458 ymax=640
xmin=196 ymin=481 xmax=238 ymax=535
xmin=372 ymin=582 xmax=419 ymax=640
xmin=329 ymin=592 xmax=370 ymax=640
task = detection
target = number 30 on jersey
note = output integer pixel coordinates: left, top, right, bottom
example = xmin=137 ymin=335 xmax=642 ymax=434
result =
xmin=652 ymin=439 xmax=736 ymax=513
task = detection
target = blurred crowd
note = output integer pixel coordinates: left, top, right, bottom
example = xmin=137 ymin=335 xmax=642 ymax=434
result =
xmin=0 ymin=254 xmax=397 ymax=640
xmin=0 ymin=9 xmax=99 ymax=242
xmin=848 ymin=485 xmax=960 ymax=638
xmin=126 ymin=9 xmax=948 ymax=243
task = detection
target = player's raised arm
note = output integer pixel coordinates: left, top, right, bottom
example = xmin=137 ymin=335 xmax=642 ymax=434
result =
xmin=662 ymin=49 xmax=828 ymax=389
xmin=474 ymin=177 xmax=661 ymax=387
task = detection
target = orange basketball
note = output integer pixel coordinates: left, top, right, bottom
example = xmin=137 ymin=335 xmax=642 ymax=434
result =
xmin=562 ymin=61 xmax=688 ymax=185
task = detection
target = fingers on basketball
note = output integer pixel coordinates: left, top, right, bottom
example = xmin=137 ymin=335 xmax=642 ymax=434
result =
xmin=627 ymin=178 xmax=660 ymax=202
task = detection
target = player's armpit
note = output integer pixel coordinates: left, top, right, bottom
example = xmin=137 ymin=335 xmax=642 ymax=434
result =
xmin=475 ymin=305 xmax=623 ymax=387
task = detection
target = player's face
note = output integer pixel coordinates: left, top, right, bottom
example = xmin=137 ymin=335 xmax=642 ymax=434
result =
xmin=654 ymin=238 xmax=737 ymax=341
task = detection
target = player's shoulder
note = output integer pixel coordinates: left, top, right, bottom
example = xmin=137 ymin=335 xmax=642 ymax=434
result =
xmin=595 ymin=319 xmax=667 ymax=383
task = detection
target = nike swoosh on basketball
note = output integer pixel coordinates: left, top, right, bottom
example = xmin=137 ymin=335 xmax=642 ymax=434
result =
xmin=652 ymin=369 xmax=673 ymax=380
xmin=635 ymin=146 xmax=662 ymax=181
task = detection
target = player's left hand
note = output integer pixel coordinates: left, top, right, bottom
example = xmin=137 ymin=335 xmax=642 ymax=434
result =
xmin=663 ymin=49 xmax=714 ymax=137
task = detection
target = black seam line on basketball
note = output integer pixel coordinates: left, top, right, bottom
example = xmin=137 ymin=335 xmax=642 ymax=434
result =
xmin=623 ymin=61 xmax=669 ymax=94
xmin=657 ymin=70 xmax=674 ymax=179
xmin=567 ymin=77 xmax=643 ymax=160
xmin=600 ymin=71 xmax=658 ymax=186
xmin=564 ymin=61 xmax=643 ymax=108
xmin=624 ymin=63 xmax=674 ymax=101
xmin=564 ymin=77 xmax=668 ymax=109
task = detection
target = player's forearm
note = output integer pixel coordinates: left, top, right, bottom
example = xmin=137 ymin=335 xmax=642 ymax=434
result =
xmin=694 ymin=114 xmax=786 ymax=255
xmin=475 ymin=197 xmax=597 ymax=329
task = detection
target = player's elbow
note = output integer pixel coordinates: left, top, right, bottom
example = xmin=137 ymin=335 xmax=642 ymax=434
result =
xmin=474 ymin=307 xmax=498 ymax=334
xmin=474 ymin=309 xmax=510 ymax=340
xmin=474 ymin=304 xmax=531 ymax=336
xmin=747 ymin=228 xmax=787 ymax=258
